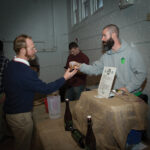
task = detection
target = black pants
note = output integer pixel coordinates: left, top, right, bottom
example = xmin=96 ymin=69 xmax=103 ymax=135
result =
xmin=138 ymin=94 xmax=148 ymax=141
xmin=138 ymin=94 xmax=148 ymax=104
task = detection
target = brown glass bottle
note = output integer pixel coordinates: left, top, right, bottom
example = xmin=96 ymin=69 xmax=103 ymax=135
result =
xmin=85 ymin=115 xmax=96 ymax=150
xmin=64 ymin=99 xmax=73 ymax=131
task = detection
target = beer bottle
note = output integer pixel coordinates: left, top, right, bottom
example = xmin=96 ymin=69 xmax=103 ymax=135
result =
xmin=71 ymin=128 xmax=85 ymax=148
xmin=85 ymin=115 xmax=96 ymax=150
xmin=64 ymin=99 xmax=73 ymax=131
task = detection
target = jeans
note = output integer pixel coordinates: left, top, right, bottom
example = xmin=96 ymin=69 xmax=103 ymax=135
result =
xmin=65 ymin=85 xmax=85 ymax=101
xmin=126 ymin=130 xmax=143 ymax=145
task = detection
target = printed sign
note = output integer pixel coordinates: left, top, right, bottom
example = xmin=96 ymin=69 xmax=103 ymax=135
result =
xmin=97 ymin=66 xmax=117 ymax=98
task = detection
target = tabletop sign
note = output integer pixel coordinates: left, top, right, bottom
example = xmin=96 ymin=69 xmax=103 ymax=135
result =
xmin=97 ymin=66 xmax=117 ymax=98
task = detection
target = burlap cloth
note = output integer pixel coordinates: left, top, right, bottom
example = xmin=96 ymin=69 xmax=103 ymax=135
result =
xmin=72 ymin=90 xmax=148 ymax=150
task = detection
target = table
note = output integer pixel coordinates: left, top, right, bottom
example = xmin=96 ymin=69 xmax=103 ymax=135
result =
xmin=72 ymin=90 xmax=148 ymax=150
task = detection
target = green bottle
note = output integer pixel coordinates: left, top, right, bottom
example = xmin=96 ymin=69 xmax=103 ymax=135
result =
xmin=71 ymin=128 xmax=85 ymax=148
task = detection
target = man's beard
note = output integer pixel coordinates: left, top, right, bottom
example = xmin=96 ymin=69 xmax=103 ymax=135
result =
xmin=102 ymin=37 xmax=114 ymax=51
xmin=25 ymin=51 xmax=35 ymax=60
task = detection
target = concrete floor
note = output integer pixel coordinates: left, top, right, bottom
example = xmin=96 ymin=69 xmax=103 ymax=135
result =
xmin=33 ymin=101 xmax=82 ymax=150
xmin=0 ymin=101 xmax=81 ymax=150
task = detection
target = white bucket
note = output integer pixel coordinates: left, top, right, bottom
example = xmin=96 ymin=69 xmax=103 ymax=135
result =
xmin=47 ymin=95 xmax=61 ymax=119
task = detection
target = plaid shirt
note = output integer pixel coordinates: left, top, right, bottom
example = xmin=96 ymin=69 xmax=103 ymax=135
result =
xmin=0 ymin=56 xmax=9 ymax=93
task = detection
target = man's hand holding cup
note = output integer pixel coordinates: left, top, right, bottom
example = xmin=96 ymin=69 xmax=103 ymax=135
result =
xmin=69 ymin=61 xmax=81 ymax=71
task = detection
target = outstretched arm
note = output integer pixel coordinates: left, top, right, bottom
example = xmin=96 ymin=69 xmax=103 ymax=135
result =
xmin=70 ymin=56 xmax=104 ymax=76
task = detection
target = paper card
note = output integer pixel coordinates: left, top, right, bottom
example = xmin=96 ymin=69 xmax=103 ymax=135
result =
xmin=97 ymin=66 xmax=117 ymax=98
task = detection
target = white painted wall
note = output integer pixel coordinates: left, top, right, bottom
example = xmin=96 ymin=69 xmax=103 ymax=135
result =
xmin=0 ymin=0 xmax=68 ymax=82
xmin=67 ymin=0 xmax=150 ymax=137
xmin=68 ymin=0 xmax=150 ymax=98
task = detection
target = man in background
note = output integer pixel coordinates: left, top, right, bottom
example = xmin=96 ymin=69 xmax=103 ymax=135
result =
xmin=0 ymin=40 xmax=9 ymax=142
xmin=65 ymin=42 xmax=89 ymax=101
xmin=3 ymin=34 xmax=77 ymax=150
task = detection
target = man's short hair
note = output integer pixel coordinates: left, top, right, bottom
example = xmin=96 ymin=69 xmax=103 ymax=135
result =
xmin=13 ymin=34 xmax=32 ymax=54
xmin=103 ymin=24 xmax=119 ymax=37
xmin=69 ymin=42 xmax=79 ymax=50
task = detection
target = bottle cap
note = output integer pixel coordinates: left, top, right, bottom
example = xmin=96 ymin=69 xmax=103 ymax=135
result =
xmin=87 ymin=115 xmax=91 ymax=119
